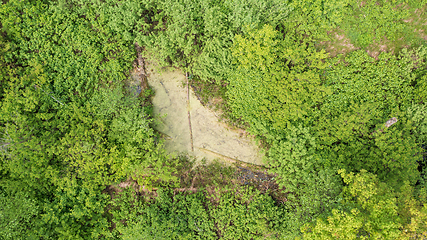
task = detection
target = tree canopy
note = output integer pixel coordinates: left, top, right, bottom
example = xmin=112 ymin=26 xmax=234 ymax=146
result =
xmin=1 ymin=0 xmax=427 ymax=238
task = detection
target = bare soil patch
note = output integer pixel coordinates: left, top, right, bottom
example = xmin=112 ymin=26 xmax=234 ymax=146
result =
xmin=146 ymin=62 xmax=264 ymax=165
xmin=317 ymin=29 xmax=359 ymax=57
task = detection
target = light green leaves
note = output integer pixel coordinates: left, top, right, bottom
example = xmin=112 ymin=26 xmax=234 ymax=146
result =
xmin=232 ymin=24 xmax=279 ymax=71
xmin=228 ymin=25 xmax=329 ymax=137
xmin=303 ymin=169 xmax=402 ymax=240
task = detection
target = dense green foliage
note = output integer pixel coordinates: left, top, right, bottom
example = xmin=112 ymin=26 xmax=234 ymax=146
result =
xmin=228 ymin=24 xmax=329 ymax=136
xmin=0 ymin=0 xmax=175 ymax=238
xmin=302 ymin=169 xmax=427 ymax=239
xmin=315 ymin=49 xmax=426 ymax=188
xmin=111 ymin=186 xmax=281 ymax=239
xmin=1 ymin=0 xmax=427 ymax=239
xmin=0 ymin=188 xmax=41 ymax=240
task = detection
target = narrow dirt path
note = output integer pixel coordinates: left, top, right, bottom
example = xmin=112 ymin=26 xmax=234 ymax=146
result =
xmin=146 ymin=64 xmax=264 ymax=165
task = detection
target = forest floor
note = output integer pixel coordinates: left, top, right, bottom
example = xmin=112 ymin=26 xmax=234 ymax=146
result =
xmin=107 ymin=155 xmax=288 ymax=204
xmin=317 ymin=29 xmax=400 ymax=60
xmin=174 ymin=158 xmax=288 ymax=203
xmin=318 ymin=7 xmax=427 ymax=59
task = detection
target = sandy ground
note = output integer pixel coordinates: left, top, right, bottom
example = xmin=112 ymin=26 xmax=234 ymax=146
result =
xmin=145 ymin=65 xmax=264 ymax=165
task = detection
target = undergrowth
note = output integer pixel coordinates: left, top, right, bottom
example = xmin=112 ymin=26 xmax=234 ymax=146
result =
xmin=107 ymin=155 xmax=289 ymax=239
